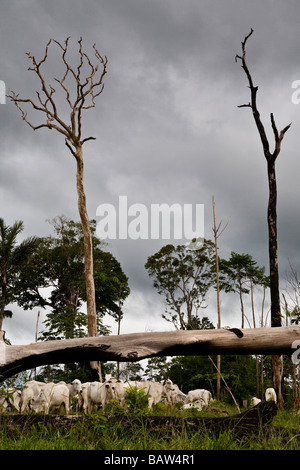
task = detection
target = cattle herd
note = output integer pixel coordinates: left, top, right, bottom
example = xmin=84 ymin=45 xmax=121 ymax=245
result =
xmin=0 ymin=375 xmax=277 ymax=415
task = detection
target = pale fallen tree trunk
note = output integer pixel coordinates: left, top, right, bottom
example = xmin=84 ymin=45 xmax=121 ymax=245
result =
xmin=1 ymin=326 xmax=300 ymax=383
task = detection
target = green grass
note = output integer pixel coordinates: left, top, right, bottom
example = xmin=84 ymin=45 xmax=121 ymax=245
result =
xmin=1 ymin=402 xmax=300 ymax=450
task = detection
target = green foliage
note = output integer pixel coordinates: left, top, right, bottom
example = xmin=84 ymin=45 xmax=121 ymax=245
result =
xmin=0 ymin=218 xmax=39 ymax=329
xmin=145 ymin=240 xmax=216 ymax=329
xmin=119 ymin=362 xmax=144 ymax=381
xmin=168 ymin=355 xmax=216 ymax=394
xmin=124 ymin=385 xmax=150 ymax=415
xmin=219 ymin=252 xmax=269 ymax=328
xmin=1 ymin=406 xmax=300 ymax=450
xmin=144 ymin=357 xmax=169 ymax=381
xmin=14 ymin=215 xmax=130 ymax=341
xmin=168 ymin=354 xmax=258 ymax=404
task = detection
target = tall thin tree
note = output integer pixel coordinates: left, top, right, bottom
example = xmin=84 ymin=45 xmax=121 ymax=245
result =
xmin=235 ymin=29 xmax=291 ymax=407
xmin=7 ymin=38 xmax=107 ymax=378
xmin=212 ymin=196 xmax=229 ymax=400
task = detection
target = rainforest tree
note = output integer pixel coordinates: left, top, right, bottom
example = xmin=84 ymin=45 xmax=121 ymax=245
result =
xmin=145 ymin=240 xmax=215 ymax=330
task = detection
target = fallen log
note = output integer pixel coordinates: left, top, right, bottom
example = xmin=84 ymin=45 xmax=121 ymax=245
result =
xmin=1 ymin=325 xmax=300 ymax=382
xmin=0 ymin=401 xmax=277 ymax=440
xmin=106 ymin=401 xmax=278 ymax=439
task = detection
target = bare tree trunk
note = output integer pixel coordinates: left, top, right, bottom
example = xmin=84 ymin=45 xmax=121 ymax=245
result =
xmin=236 ymin=29 xmax=291 ymax=408
xmin=267 ymin=160 xmax=281 ymax=328
xmin=7 ymin=38 xmax=107 ymax=381
xmin=0 ymin=276 xmax=7 ymax=331
xmin=212 ymin=197 xmax=230 ymax=402
xmin=212 ymin=197 xmax=221 ymax=401
xmin=75 ymin=145 xmax=97 ymax=337
xmin=267 ymin=149 xmax=284 ymax=408
xmin=260 ymin=355 xmax=264 ymax=400
xmin=238 ymin=278 xmax=246 ymax=329
xmin=75 ymin=145 xmax=101 ymax=380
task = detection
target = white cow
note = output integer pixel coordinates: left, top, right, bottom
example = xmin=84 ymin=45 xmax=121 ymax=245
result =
xmin=183 ymin=400 xmax=204 ymax=411
xmin=161 ymin=379 xmax=174 ymax=403
xmin=30 ymin=382 xmax=70 ymax=414
xmin=86 ymin=380 xmax=116 ymax=413
xmin=66 ymin=379 xmax=82 ymax=398
xmin=163 ymin=380 xmax=187 ymax=405
xmin=78 ymin=382 xmax=92 ymax=413
xmin=102 ymin=379 xmax=144 ymax=408
xmin=265 ymin=387 xmax=277 ymax=403
xmin=111 ymin=379 xmax=127 ymax=406
xmin=66 ymin=379 xmax=82 ymax=411
xmin=187 ymin=389 xmax=212 ymax=407
xmin=250 ymin=397 xmax=262 ymax=406
xmin=20 ymin=381 xmax=55 ymax=413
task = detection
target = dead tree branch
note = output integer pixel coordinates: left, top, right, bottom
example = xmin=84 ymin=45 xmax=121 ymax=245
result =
xmin=7 ymin=37 xmax=107 ymax=148
xmin=235 ymin=29 xmax=291 ymax=162
xmin=1 ymin=326 xmax=300 ymax=383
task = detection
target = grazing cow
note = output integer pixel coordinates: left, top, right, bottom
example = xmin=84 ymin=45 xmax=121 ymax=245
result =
xmin=65 ymin=379 xmax=82 ymax=411
xmin=187 ymin=389 xmax=212 ymax=407
xmin=20 ymin=381 xmax=55 ymax=413
xmin=265 ymin=387 xmax=277 ymax=403
xmin=163 ymin=380 xmax=187 ymax=405
xmin=111 ymin=379 xmax=127 ymax=406
xmin=86 ymin=380 xmax=116 ymax=413
xmin=30 ymin=382 xmax=70 ymax=414
xmin=183 ymin=400 xmax=204 ymax=411
xmin=78 ymin=382 xmax=92 ymax=413
xmin=250 ymin=397 xmax=261 ymax=406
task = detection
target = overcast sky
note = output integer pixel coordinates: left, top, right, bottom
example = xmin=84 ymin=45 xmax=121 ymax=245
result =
xmin=1 ymin=0 xmax=300 ymax=345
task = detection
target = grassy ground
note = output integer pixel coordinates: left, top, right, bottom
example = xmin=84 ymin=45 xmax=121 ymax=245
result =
xmin=1 ymin=402 xmax=300 ymax=450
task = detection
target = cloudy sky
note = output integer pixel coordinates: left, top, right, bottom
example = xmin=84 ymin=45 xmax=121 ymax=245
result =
xmin=1 ymin=0 xmax=300 ymax=345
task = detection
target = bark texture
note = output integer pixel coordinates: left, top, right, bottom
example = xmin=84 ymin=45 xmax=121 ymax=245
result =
xmin=1 ymin=326 xmax=300 ymax=382
xmin=236 ymin=29 xmax=291 ymax=408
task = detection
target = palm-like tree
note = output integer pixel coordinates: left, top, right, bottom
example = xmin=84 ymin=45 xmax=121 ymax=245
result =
xmin=0 ymin=218 xmax=38 ymax=330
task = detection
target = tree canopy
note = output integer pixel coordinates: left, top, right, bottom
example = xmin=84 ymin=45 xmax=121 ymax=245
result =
xmin=14 ymin=216 xmax=130 ymax=341
xmin=145 ymin=240 xmax=216 ymax=330
xmin=0 ymin=218 xmax=38 ymax=330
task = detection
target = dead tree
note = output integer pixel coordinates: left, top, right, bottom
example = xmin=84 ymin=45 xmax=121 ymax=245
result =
xmin=1 ymin=326 xmax=300 ymax=383
xmin=235 ymin=29 xmax=291 ymax=408
xmin=212 ymin=196 xmax=229 ymax=401
xmin=7 ymin=38 xmax=107 ymax=378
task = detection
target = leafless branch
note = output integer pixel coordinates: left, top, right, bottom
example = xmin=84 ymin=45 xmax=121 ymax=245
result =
xmin=235 ymin=29 xmax=291 ymax=161
xmin=7 ymin=37 xmax=107 ymax=154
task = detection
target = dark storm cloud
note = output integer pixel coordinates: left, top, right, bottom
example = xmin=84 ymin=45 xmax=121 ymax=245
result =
xmin=1 ymin=0 xmax=300 ymax=343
